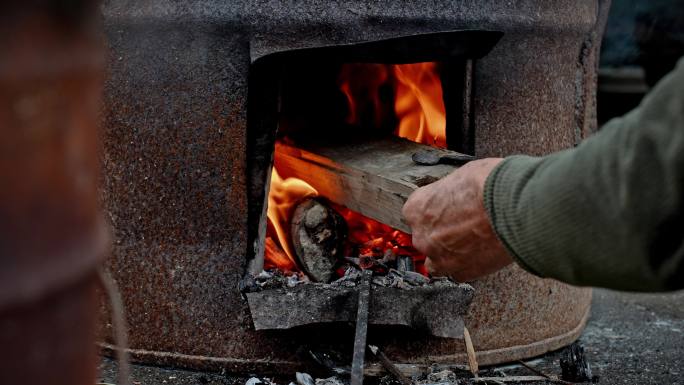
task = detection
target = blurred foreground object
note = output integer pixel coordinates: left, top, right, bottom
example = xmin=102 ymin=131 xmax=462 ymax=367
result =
xmin=0 ymin=1 xmax=106 ymax=385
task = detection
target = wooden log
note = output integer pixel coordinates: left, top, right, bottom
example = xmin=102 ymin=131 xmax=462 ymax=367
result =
xmin=291 ymin=198 xmax=347 ymax=282
xmin=274 ymin=137 xmax=464 ymax=233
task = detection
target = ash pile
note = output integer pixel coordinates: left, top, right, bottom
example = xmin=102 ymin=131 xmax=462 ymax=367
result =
xmin=244 ymin=263 xmax=459 ymax=292
xmin=242 ymin=354 xmax=592 ymax=385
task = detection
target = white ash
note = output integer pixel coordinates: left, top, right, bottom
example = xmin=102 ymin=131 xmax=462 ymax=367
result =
xmin=256 ymin=378 xmax=279 ymax=385
xmin=252 ymin=269 xmax=309 ymax=291
xmin=329 ymin=266 xmax=362 ymax=287
xmin=245 ymin=378 xmax=263 ymax=385
xmin=296 ymin=372 xmax=315 ymax=385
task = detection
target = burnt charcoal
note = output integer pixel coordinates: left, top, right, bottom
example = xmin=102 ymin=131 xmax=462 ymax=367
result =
xmin=426 ymin=369 xmax=457 ymax=383
xmin=291 ymin=198 xmax=348 ymax=282
xmin=257 ymin=270 xmax=275 ymax=280
xmin=430 ymin=276 xmax=459 ymax=286
xmin=381 ymin=249 xmax=397 ymax=265
xmin=308 ymin=350 xmax=351 ymax=376
xmin=378 ymin=375 xmax=402 ymax=385
xmin=296 ymin=372 xmax=315 ymax=385
xmin=344 ymin=257 xmax=363 ymax=270
xmin=396 ymin=255 xmax=414 ymax=272
xmin=287 ymin=273 xmax=309 ymax=288
xmin=346 ymin=255 xmax=389 ymax=273
xmin=403 ymin=271 xmax=429 ymax=285
xmin=334 ymin=266 xmax=362 ymax=286
xmin=239 ymin=274 xmax=259 ymax=294
xmin=254 ymin=270 xmax=284 ymax=290
xmin=252 ymin=269 xmax=309 ymax=291
xmin=372 ymin=269 xmax=429 ymax=288
xmin=371 ymin=275 xmax=392 ymax=287
xmin=560 ymin=342 xmax=597 ymax=383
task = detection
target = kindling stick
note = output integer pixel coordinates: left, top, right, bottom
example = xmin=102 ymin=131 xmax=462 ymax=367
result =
xmin=368 ymin=345 xmax=413 ymax=385
xmin=463 ymin=326 xmax=479 ymax=377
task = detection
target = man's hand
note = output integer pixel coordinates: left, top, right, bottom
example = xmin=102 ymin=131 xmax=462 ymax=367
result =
xmin=402 ymin=158 xmax=513 ymax=281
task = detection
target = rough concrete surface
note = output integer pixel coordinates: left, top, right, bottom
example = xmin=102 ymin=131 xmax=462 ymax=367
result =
xmin=99 ymin=288 xmax=684 ymax=385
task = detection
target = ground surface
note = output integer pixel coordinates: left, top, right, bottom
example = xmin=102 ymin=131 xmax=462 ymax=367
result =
xmin=99 ymin=288 xmax=684 ymax=385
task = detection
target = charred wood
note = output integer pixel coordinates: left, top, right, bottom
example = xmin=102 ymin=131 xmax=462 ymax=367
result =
xmin=396 ymin=256 xmax=414 ymax=272
xmin=560 ymin=343 xmax=597 ymax=383
xmin=291 ymin=198 xmax=347 ymax=282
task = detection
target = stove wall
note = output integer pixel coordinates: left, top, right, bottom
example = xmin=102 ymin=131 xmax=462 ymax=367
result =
xmin=100 ymin=0 xmax=608 ymax=372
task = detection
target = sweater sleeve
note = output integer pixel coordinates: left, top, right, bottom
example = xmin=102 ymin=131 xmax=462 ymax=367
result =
xmin=483 ymin=57 xmax=684 ymax=292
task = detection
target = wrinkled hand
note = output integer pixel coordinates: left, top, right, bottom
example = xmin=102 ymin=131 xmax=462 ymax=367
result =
xmin=402 ymin=158 xmax=513 ymax=281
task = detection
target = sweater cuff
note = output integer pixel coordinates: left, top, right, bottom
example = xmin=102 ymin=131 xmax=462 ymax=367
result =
xmin=483 ymin=156 xmax=546 ymax=277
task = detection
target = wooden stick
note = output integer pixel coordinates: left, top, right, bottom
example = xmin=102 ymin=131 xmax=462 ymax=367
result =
xmin=463 ymin=326 xmax=479 ymax=377
xmin=368 ymin=345 xmax=413 ymax=385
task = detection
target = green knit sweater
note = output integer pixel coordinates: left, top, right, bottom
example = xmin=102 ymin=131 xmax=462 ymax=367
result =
xmin=484 ymin=58 xmax=684 ymax=292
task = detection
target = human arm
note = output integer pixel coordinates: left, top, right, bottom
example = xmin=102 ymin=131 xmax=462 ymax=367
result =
xmin=404 ymin=58 xmax=684 ymax=291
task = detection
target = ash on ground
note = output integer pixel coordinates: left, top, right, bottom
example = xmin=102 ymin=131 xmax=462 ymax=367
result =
xmin=245 ymin=374 xmax=346 ymax=385
xmin=243 ymin=363 xmax=559 ymax=385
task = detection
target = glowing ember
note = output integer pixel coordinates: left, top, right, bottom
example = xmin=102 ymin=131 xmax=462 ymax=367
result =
xmin=333 ymin=204 xmax=428 ymax=276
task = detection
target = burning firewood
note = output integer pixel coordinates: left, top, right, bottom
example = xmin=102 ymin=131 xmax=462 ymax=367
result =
xmin=274 ymin=137 xmax=462 ymax=233
xmin=291 ymin=198 xmax=347 ymax=282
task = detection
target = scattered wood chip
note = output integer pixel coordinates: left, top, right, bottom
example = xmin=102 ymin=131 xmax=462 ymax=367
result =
xmin=463 ymin=326 xmax=479 ymax=377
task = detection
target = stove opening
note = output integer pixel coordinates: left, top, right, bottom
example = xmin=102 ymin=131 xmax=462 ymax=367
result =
xmin=266 ymin=62 xmax=448 ymax=279
xmin=243 ymin=30 xmax=501 ymax=336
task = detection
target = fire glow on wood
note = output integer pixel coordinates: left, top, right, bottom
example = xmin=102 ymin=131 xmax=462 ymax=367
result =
xmin=265 ymin=62 xmax=446 ymax=278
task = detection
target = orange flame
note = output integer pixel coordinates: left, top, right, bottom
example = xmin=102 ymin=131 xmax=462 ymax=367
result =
xmin=337 ymin=62 xmax=446 ymax=147
xmin=393 ymin=63 xmax=446 ymax=147
xmin=265 ymin=167 xmax=318 ymax=270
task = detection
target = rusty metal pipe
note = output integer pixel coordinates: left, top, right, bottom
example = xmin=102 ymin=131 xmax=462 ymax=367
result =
xmin=0 ymin=1 xmax=106 ymax=384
